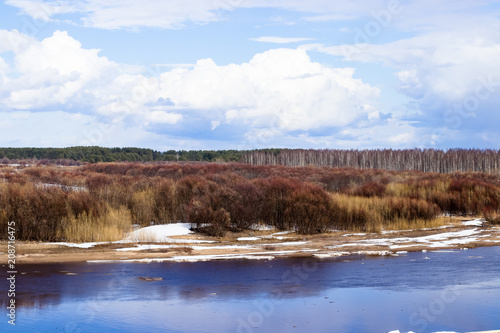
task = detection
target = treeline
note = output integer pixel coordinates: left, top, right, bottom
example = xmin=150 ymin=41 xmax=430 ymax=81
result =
xmin=1 ymin=147 xmax=500 ymax=174
xmin=242 ymin=149 xmax=500 ymax=174
xmin=0 ymin=147 xmax=242 ymax=163
xmin=1 ymin=163 xmax=499 ymax=241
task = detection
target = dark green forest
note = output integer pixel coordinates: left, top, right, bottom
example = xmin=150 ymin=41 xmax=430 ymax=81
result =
xmin=0 ymin=147 xmax=243 ymax=163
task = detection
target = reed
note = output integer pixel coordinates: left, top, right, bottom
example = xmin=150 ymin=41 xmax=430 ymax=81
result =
xmin=61 ymin=206 xmax=132 ymax=242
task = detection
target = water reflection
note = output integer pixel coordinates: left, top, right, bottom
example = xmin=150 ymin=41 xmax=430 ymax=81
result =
xmin=1 ymin=247 xmax=500 ymax=333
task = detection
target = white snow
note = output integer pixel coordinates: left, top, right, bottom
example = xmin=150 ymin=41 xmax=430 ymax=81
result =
xmin=162 ymin=239 xmax=216 ymax=244
xmin=342 ymin=233 xmax=367 ymax=237
xmin=259 ymin=241 xmax=308 ymax=247
xmin=462 ymin=218 xmax=484 ymax=226
xmin=327 ymin=228 xmax=485 ymax=251
xmin=89 ymin=249 xmax=319 ymax=263
xmin=166 ymin=254 xmax=275 ymax=262
xmin=272 ymin=231 xmax=294 ymax=236
xmin=49 ymin=242 xmax=107 ymax=248
xmin=355 ymin=250 xmax=392 ymax=256
xmin=250 ymin=224 xmax=275 ymax=231
xmin=237 ymin=231 xmax=294 ymax=242
xmin=89 ymin=254 xmax=276 ymax=263
xmin=237 ymin=236 xmax=260 ymax=241
xmin=115 ymin=244 xmax=175 ymax=252
xmin=314 ymin=252 xmax=348 ymax=258
xmin=115 ymin=244 xmax=256 ymax=252
xmin=190 ymin=245 xmax=255 ymax=250
xmin=127 ymin=223 xmax=193 ymax=242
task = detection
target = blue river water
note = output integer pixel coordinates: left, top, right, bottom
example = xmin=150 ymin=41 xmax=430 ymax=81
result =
xmin=2 ymin=246 xmax=500 ymax=333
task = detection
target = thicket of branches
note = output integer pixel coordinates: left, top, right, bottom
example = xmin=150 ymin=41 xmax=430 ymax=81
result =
xmin=1 ymin=163 xmax=499 ymax=241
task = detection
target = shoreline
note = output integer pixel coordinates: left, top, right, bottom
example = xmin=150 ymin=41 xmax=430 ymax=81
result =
xmin=3 ymin=218 xmax=500 ymax=264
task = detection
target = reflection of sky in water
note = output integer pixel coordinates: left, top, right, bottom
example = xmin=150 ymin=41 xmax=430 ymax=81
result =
xmin=1 ymin=247 xmax=500 ymax=333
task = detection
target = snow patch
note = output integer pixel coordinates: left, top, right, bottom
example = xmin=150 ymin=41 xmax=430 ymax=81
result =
xmin=127 ymin=223 xmax=194 ymax=242
xmin=89 ymin=254 xmax=276 ymax=263
xmin=237 ymin=231 xmax=294 ymax=242
xmin=342 ymin=233 xmax=367 ymax=237
xmin=237 ymin=236 xmax=260 ymax=241
xmin=115 ymin=244 xmax=175 ymax=252
xmin=49 ymin=242 xmax=107 ymax=248
xmin=462 ymin=218 xmax=484 ymax=226
xmin=249 ymin=224 xmax=275 ymax=231
xmin=259 ymin=241 xmax=308 ymax=247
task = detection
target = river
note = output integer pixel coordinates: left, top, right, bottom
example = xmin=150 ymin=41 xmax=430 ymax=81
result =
xmin=2 ymin=247 xmax=500 ymax=332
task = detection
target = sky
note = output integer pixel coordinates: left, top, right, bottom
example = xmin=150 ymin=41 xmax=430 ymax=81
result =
xmin=0 ymin=0 xmax=499 ymax=151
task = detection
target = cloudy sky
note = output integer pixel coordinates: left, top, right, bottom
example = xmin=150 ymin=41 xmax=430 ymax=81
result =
xmin=0 ymin=0 xmax=499 ymax=150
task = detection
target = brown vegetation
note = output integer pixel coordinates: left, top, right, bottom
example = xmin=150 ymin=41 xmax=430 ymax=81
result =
xmin=1 ymin=162 xmax=499 ymax=241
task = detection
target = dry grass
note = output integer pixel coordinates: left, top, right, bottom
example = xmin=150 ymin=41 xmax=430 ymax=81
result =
xmin=330 ymin=193 xmax=443 ymax=232
xmin=1 ymin=163 xmax=499 ymax=241
xmin=61 ymin=206 xmax=132 ymax=242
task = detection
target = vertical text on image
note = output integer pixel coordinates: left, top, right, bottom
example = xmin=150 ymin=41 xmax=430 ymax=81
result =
xmin=6 ymin=221 xmax=17 ymax=325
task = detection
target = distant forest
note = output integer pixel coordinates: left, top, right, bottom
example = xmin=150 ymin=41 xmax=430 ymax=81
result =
xmin=0 ymin=147 xmax=499 ymax=174
xmin=0 ymin=147 xmax=242 ymax=164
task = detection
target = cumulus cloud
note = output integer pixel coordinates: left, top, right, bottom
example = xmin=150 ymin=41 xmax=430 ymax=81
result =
xmin=155 ymin=48 xmax=380 ymax=133
xmin=1 ymin=30 xmax=125 ymax=110
xmin=0 ymin=30 xmax=381 ymax=146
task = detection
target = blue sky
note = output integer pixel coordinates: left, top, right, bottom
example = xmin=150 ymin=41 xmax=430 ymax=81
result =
xmin=0 ymin=0 xmax=499 ymax=151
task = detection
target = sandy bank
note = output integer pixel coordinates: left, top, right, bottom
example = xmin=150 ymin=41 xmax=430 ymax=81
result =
xmin=2 ymin=218 xmax=500 ymax=264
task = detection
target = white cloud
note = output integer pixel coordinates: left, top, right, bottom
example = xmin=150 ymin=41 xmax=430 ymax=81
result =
xmin=6 ymin=0 xmax=239 ymax=29
xmin=0 ymin=30 xmax=381 ymax=145
xmin=4 ymin=0 xmax=77 ymax=22
xmin=311 ymin=25 xmax=500 ymax=135
xmin=6 ymin=0 xmax=500 ymax=34
xmin=0 ymin=29 xmax=37 ymax=53
xmin=145 ymin=111 xmax=182 ymax=125
xmin=2 ymin=30 xmax=124 ymax=110
xmin=155 ymin=48 xmax=380 ymax=132
xmin=250 ymin=36 xmax=315 ymax=44
xmin=4 ymin=0 xmax=399 ymax=29
xmin=302 ymin=14 xmax=355 ymax=22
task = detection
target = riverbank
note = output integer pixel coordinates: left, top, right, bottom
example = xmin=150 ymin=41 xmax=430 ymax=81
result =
xmin=2 ymin=217 xmax=500 ymax=264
